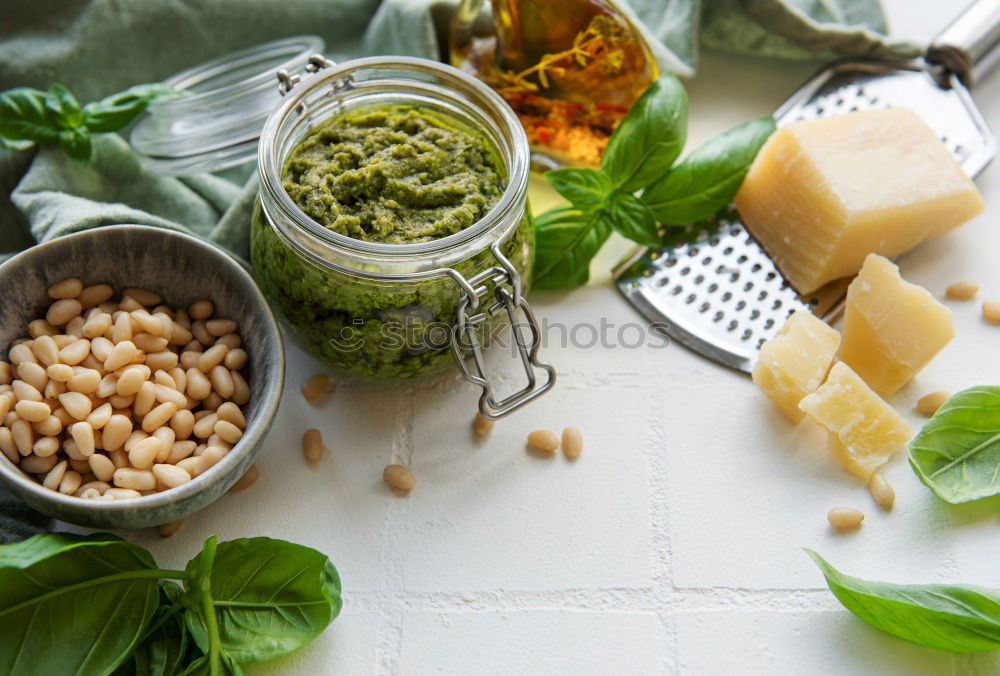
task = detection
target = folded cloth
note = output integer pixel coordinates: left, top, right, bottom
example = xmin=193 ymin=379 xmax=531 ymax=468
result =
xmin=0 ymin=486 xmax=48 ymax=544
xmin=0 ymin=0 xmax=920 ymax=534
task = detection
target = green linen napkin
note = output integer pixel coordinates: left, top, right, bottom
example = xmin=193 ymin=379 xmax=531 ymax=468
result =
xmin=0 ymin=0 xmax=919 ymax=540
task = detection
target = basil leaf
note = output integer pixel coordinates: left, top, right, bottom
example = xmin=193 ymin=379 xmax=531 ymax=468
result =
xmin=0 ymin=87 xmax=62 ymax=144
xmin=179 ymin=652 xmax=243 ymax=676
xmin=0 ymin=533 xmax=163 ymax=675
xmin=605 ymin=191 xmax=659 ymax=248
xmin=184 ymin=537 xmax=342 ymax=665
xmin=643 ymin=117 xmax=776 ymax=225
xmin=807 ymin=549 xmax=1000 ymax=653
xmin=121 ymin=581 xmax=190 ymax=676
xmin=533 ymin=206 xmax=613 ymax=289
xmin=908 ymin=386 xmax=1000 ymax=504
xmin=59 ymin=127 xmax=92 ymax=161
xmin=45 ymin=83 xmax=84 ymax=129
xmin=601 ymin=74 xmax=688 ymax=192
xmin=83 ymin=83 xmax=183 ymax=133
xmin=545 ymin=167 xmax=613 ymax=210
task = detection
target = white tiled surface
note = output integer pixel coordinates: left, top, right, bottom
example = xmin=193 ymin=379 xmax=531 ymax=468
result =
xmin=108 ymin=1 xmax=1000 ymax=673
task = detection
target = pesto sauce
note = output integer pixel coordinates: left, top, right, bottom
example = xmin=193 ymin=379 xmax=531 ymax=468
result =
xmin=282 ymin=106 xmax=503 ymax=244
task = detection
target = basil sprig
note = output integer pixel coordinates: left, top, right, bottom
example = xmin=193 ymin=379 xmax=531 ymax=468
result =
xmin=807 ymin=550 xmax=1000 ymax=653
xmin=908 ymin=386 xmax=1000 ymax=504
xmin=0 ymin=532 xmax=342 ymax=675
xmin=0 ymin=82 xmax=183 ymax=160
xmin=533 ymin=74 xmax=775 ymax=290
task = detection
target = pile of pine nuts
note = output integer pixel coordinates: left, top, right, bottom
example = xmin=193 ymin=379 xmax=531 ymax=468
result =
xmin=0 ymin=279 xmax=250 ymax=501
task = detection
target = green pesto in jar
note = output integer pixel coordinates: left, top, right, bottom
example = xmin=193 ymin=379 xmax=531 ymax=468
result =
xmin=281 ymin=106 xmax=503 ymax=244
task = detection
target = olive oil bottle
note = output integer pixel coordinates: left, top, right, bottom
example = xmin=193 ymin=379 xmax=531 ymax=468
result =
xmin=450 ymin=0 xmax=658 ymax=168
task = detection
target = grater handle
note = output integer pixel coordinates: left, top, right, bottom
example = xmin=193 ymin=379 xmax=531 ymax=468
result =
xmin=926 ymin=0 xmax=1000 ymax=88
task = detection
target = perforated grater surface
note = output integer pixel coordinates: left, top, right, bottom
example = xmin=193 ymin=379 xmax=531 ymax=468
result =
xmin=613 ymin=0 xmax=1000 ymax=373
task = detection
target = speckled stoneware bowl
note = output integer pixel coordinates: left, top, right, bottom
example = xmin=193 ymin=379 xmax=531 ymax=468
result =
xmin=0 ymin=225 xmax=284 ymax=529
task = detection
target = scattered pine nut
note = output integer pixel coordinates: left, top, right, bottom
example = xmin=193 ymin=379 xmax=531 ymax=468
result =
xmin=916 ymin=391 xmax=950 ymax=417
xmin=302 ymin=428 xmax=324 ymax=462
xmin=301 ymin=374 xmax=331 ymax=404
xmin=157 ymin=518 xmax=185 ymax=538
xmin=229 ymin=464 xmax=259 ymax=493
xmin=983 ymin=300 xmax=1000 ymax=324
xmin=526 ymin=430 xmax=559 ymax=455
xmin=472 ymin=412 xmax=494 ymax=437
xmin=827 ymin=507 xmax=864 ymax=531
xmin=383 ymin=464 xmax=415 ymax=492
xmin=868 ymin=473 xmax=895 ymax=510
xmin=562 ymin=427 xmax=583 ymax=460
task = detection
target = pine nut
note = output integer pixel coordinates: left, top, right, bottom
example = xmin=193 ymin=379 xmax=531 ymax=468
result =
xmin=302 ymin=428 xmax=324 ymax=462
xmin=169 ymin=323 xmax=193 ymax=346
xmin=69 ymin=422 xmax=95 ymax=457
xmin=131 ymin=310 xmax=162 ymax=336
xmin=43 ymin=460 xmax=68 ymax=489
xmin=65 ymin=316 xmax=85 ymax=338
xmin=152 ymin=428 xmax=175 ymax=463
xmin=21 ymin=454 xmax=57 ymax=474
xmin=79 ymin=284 xmax=114 ymax=309
xmin=197 ymin=445 xmax=227 ymax=474
xmin=108 ymin=394 xmax=134 ymax=410
xmin=27 ymin=319 xmax=57 ymax=338
xmin=58 ymin=392 xmax=92 ymax=421
xmin=214 ymin=420 xmax=242 ymax=445
xmin=43 ymin=380 xmax=66 ymax=401
xmin=828 ymin=507 xmax=864 ymax=531
xmin=9 ymin=344 xmax=37 ymax=366
xmin=33 ymin=436 xmax=61 ymax=457
xmin=133 ymin=333 xmax=168 ymax=353
xmin=47 ymin=278 xmax=83 ymax=299
xmin=176 ymin=457 xmax=201 ymax=476
xmin=210 ymin=365 xmax=234 ymax=399
xmin=189 ymin=300 xmax=213 ymax=320
xmin=216 ymin=402 xmax=246 ymax=429
xmin=110 ymin=449 xmax=129 ymax=468
xmin=15 ymin=400 xmax=51 ymax=423
xmin=34 ymin=415 xmax=62 ymax=437
xmin=18 ymin=362 xmax=48 ymax=392
xmin=115 ymin=365 xmax=147 ymax=397
xmin=383 ymin=464 xmax=415 ymax=492
xmin=527 ymin=430 xmax=559 ymax=454
xmin=79 ymin=488 xmax=102 ymax=499
xmin=198 ymin=344 xmax=229 ymax=372
xmin=0 ymin=394 xmax=9 ymax=424
xmin=0 ymin=428 xmax=17 ymax=462
xmin=0 ymin=361 xmax=11 ymax=385
xmin=47 ymin=299 xmax=82 ymax=326
xmin=206 ymin=433 xmax=232 ymax=451
xmin=206 ymin=319 xmax=237 ymax=337
xmin=186 ymin=368 xmax=212 ymax=400
xmin=192 ymin=412 xmax=219 ymax=439
xmin=12 ymin=419 xmax=34 ymax=456
xmin=45 ymin=364 xmax=72 ymax=383
xmin=229 ymin=464 xmax=259 ymax=493
xmin=134 ymin=381 xmax=156 ymax=417
xmin=106 ymin=487 xmax=143 ymax=500
xmin=31 ymin=336 xmax=59 ymax=366
xmin=223 ymin=348 xmax=247 ymax=370
xmin=153 ymin=370 xmax=175 ymax=388
xmin=180 ymin=351 xmax=200 ymax=370
xmin=52 ymin=407 xmax=74 ymax=427
xmin=917 ymin=391 xmax=950 ymax=417
xmin=82 ymin=312 xmax=112 ymax=339
xmin=88 ymin=454 xmax=115 ymax=482
xmin=68 ymin=368 xmax=101 ymax=394
xmin=104 ymin=340 xmax=138 ymax=371
xmin=142 ymin=402 xmax=178 ymax=434
xmin=158 ymin=518 xmax=185 ymax=538
xmin=76 ymin=480 xmax=111 ymax=496
xmin=147 ymin=351 xmax=179 ymax=371
xmin=562 ymin=427 xmax=583 ymax=460
xmin=171 ymin=409 xmax=195 ymax=440
xmin=230 ymin=371 xmax=250 ymax=405
xmin=167 ymin=440 xmax=197 ymax=464
xmin=152 ymin=463 xmax=191 ymax=488
xmin=154 ymin=384 xmax=186 ymax=408
xmin=301 ymin=374 xmax=330 ymax=403
xmin=203 ymin=392 xmax=223 ymax=411
xmin=123 ymin=287 xmax=161 ymax=307
xmin=216 ymin=333 xmax=242 ymax=350
xmin=191 ymin=320 xmax=212 ymax=345
xmin=57 ymin=339 xmax=89 ymax=366
xmin=13 ymin=380 xmax=43 ymax=402
xmin=115 ymin=465 xmax=156 ymax=490
xmin=983 ymin=300 xmax=1000 ymax=323
xmin=472 ymin=412 xmax=494 ymax=437
xmin=868 ymin=473 xmax=895 ymax=510
xmin=111 ymin=313 xmax=133 ymax=343
xmin=59 ymin=470 xmax=82 ymax=495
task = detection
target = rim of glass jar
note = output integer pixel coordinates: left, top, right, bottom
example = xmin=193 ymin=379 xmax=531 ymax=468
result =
xmin=257 ymin=56 xmax=530 ymax=279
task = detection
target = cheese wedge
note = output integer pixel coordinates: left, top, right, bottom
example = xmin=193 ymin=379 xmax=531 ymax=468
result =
xmin=735 ymin=108 xmax=983 ymax=294
xmin=752 ymin=310 xmax=841 ymax=421
xmin=799 ymin=362 xmax=911 ymax=479
xmin=839 ymin=254 xmax=954 ymax=396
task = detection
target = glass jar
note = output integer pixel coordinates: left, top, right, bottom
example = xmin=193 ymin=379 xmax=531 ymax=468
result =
xmin=252 ymin=56 xmax=555 ymax=418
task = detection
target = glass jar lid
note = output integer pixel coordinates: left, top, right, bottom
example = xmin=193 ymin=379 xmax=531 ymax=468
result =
xmin=129 ymin=35 xmax=325 ymax=175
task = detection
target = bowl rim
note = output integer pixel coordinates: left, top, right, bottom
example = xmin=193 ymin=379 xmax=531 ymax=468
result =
xmin=0 ymin=224 xmax=284 ymax=516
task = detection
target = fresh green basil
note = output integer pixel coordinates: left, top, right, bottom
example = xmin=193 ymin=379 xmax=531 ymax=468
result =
xmin=0 ymin=533 xmax=167 ymax=675
xmin=601 ymin=74 xmax=688 ymax=192
xmin=908 ymin=386 xmax=1000 ymax=504
xmin=0 ymin=81 xmax=182 ymax=160
xmin=533 ymin=206 xmax=613 ymax=289
xmin=807 ymin=550 xmax=1000 ymax=653
xmin=545 ymin=167 xmax=613 ymax=210
xmin=643 ymin=117 xmax=776 ymax=225
xmin=0 ymin=532 xmax=341 ymax=675
xmin=184 ymin=537 xmax=342 ymax=665
xmin=605 ymin=191 xmax=659 ymax=248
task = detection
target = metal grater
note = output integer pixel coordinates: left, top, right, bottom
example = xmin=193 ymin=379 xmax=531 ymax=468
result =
xmin=613 ymin=0 xmax=1000 ymax=373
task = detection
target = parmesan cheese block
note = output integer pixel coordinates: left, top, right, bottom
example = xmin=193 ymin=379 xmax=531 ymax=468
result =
xmin=838 ymin=254 xmax=954 ymax=396
xmin=752 ymin=310 xmax=840 ymax=421
xmin=799 ymin=362 xmax=911 ymax=479
xmin=735 ymin=108 xmax=984 ymax=294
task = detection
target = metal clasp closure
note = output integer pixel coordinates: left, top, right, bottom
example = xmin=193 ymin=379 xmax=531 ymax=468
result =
xmin=277 ymin=54 xmax=337 ymax=95
xmin=449 ymin=243 xmax=556 ymax=420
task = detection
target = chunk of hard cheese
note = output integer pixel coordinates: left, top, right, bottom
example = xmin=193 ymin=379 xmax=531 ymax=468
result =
xmin=735 ymin=108 xmax=983 ymax=294
xmin=752 ymin=310 xmax=840 ymax=421
xmin=839 ymin=254 xmax=954 ymax=396
xmin=799 ymin=362 xmax=911 ymax=479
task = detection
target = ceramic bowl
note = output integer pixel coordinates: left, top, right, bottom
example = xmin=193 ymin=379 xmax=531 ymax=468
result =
xmin=0 ymin=225 xmax=284 ymax=529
